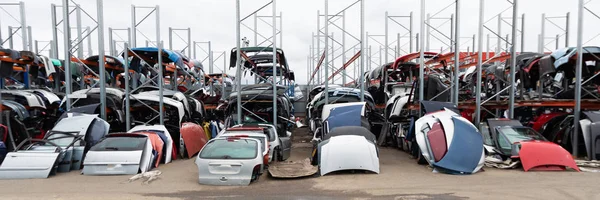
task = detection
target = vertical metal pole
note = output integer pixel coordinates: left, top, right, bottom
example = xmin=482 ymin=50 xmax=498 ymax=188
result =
xmin=556 ymin=34 xmax=560 ymax=50
xmin=538 ymin=34 xmax=543 ymax=53
xmin=426 ymin=13 xmax=430 ymax=51
xmin=8 ymin=26 xmax=13 ymax=49
xmin=127 ymin=27 xmax=132 ymax=47
xmin=324 ymin=0 xmax=329 ymax=104
xmin=317 ymin=10 xmax=321 ymax=85
xmin=187 ymin=28 xmax=192 ymax=58
xmin=272 ymin=0 xmax=278 ymax=127
xmin=416 ymin=33 xmax=419 ymax=54
xmin=193 ymin=42 xmax=197 ymax=59
xmin=86 ymin=26 xmax=92 ymax=56
xmin=475 ymin=0 xmax=484 ymax=125
xmin=573 ymin=0 xmax=583 ymax=158
xmin=541 ymin=13 xmax=546 ymax=51
xmin=410 ymin=12 xmax=414 ymax=53
xmin=419 ymin=0 xmax=425 ymax=116
xmin=497 ymin=14 xmax=502 ymax=53
xmin=506 ymin=34 xmax=509 ymax=52
xmin=342 ymin=11 xmax=346 ymax=85
xmin=0 ymin=13 xmax=2 ymax=44
xmin=566 ymin=12 xmax=570 ymax=47
xmin=76 ymin=4 xmax=84 ymax=58
xmin=63 ymin=0 xmax=72 ymax=110
xmin=51 ymin=4 xmax=59 ymax=58
xmin=168 ymin=28 xmax=176 ymax=90
xmin=280 ymin=12 xmax=283 ymax=49
xmin=450 ymin=14 xmax=454 ymax=52
xmin=108 ymin=28 xmax=114 ymax=56
xmin=521 ymin=13 xmax=525 ymax=53
xmin=97 ymin=0 xmax=107 ymax=120
xmin=360 ymin=0 xmax=364 ymax=101
xmin=379 ymin=46 xmax=383 ymax=67
xmin=331 ymin=33 xmax=335 ymax=84
xmin=19 ymin=2 xmax=28 ymax=51
xmin=222 ymin=51 xmax=227 ymax=100
xmin=385 ymin=11 xmax=389 ymax=64
xmin=209 ymin=41 xmax=213 ymax=74
xmin=486 ymin=34 xmax=490 ymax=59
xmin=472 ymin=34 xmax=475 ymax=54
xmin=131 ymin=5 xmax=136 ymax=47
xmin=156 ymin=6 xmax=164 ymax=125
xmin=368 ymin=45 xmax=372 ymax=71
xmin=253 ymin=13 xmax=258 ymax=46
xmin=508 ymin=0 xmax=518 ymax=119
xmin=453 ymin=0 xmax=460 ymax=106
xmin=34 ymin=40 xmax=39 ymax=54
xmin=168 ymin=27 xmax=173 ymax=50
xmin=311 ymin=32 xmax=315 ymax=86
xmin=235 ymin=0 xmax=242 ymax=124
xmin=124 ymin=43 xmax=130 ymax=131
xmin=27 ymin=26 xmax=32 ymax=51
xmin=397 ymin=33 xmax=401 ymax=57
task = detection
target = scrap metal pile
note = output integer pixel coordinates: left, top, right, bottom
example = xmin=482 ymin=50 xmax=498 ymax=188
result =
xmin=0 ymin=46 xmax=222 ymax=179
xmin=373 ymin=47 xmax=600 ymax=173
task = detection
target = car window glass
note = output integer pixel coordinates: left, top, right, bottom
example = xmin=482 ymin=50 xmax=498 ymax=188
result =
xmin=91 ymin=137 xmax=146 ymax=151
xmin=199 ymin=139 xmax=257 ymax=159
xmin=479 ymin=123 xmax=493 ymax=146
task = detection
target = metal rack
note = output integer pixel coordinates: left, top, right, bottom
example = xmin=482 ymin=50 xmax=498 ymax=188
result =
xmin=234 ymin=0 xmax=280 ymax=125
xmin=307 ymin=0 xmax=365 ymax=102
xmin=59 ymin=0 xmax=107 ymax=123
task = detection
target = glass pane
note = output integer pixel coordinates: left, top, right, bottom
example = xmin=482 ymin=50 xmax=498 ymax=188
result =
xmin=199 ymin=139 xmax=258 ymax=159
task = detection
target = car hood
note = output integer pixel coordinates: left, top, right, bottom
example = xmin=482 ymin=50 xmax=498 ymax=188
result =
xmin=319 ymin=135 xmax=379 ymax=176
xmin=518 ymin=141 xmax=580 ymax=172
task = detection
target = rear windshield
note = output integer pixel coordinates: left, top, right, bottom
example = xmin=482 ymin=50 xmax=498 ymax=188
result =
xmin=223 ymin=134 xmax=266 ymax=153
xmin=90 ymin=137 xmax=146 ymax=151
xmin=199 ymin=139 xmax=258 ymax=159
xmin=45 ymin=132 xmax=82 ymax=147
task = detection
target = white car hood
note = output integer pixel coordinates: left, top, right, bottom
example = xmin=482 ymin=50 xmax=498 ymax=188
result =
xmin=319 ymin=135 xmax=379 ymax=176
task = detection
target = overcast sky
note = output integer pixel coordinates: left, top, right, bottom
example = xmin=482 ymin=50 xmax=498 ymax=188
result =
xmin=0 ymin=0 xmax=598 ymax=84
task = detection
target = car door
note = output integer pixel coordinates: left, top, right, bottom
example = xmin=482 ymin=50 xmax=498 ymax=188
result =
xmin=279 ymin=131 xmax=292 ymax=160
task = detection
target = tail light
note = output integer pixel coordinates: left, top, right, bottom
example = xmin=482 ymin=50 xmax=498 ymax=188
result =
xmin=263 ymin=153 xmax=269 ymax=165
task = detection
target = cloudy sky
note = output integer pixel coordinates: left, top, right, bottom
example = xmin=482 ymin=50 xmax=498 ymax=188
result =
xmin=0 ymin=0 xmax=598 ymax=84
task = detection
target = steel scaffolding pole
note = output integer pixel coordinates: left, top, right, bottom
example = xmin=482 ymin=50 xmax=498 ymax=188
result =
xmin=475 ymin=0 xmax=484 ymax=125
xmin=508 ymin=0 xmax=518 ymax=118
xmin=157 ymin=6 xmax=163 ymax=124
xmin=453 ymin=0 xmax=460 ymax=105
xmin=573 ymin=0 xmax=584 ymax=158
xmin=324 ymin=0 xmax=329 ymax=105
xmin=62 ymin=0 xmax=72 ymax=110
xmin=97 ymin=0 xmax=106 ymax=120
xmin=272 ymin=0 xmax=278 ymax=127
xmin=317 ymin=10 xmax=321 ymax=85
xmin=235 ymin=0 xmax=242 ymax=124
xmin=419 ymin=0 xmax=425 ymax=116
xmin=360 ymin=0 xmax=364 ymax=101
xmin=124 ymin=43 xmax=130 ymax=131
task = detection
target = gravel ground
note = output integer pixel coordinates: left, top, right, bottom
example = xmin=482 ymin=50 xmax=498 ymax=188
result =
xmin=0 ymin=127 xmax=599 ymax=200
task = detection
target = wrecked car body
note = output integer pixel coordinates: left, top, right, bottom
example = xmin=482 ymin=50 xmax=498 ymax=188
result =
xmin=481 ymin=119 xmax=579 ymax=172
xmin=82 ymin=133 xmax=154 ymax=175
xmin=414 ymin=109 xmax=485 ymax=174
xmin=195 ymin=137 xmax=263 ymax=186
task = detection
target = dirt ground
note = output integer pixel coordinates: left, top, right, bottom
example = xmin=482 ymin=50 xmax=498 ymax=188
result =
xmin=1 ymin=128 xmax=599 ymax=200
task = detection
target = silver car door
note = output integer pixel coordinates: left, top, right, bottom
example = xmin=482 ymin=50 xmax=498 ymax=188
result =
xmin=0 ymin=151 xmax=60 ymax=179
xmin=280 ymin=131 xmax=292 ymax=160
